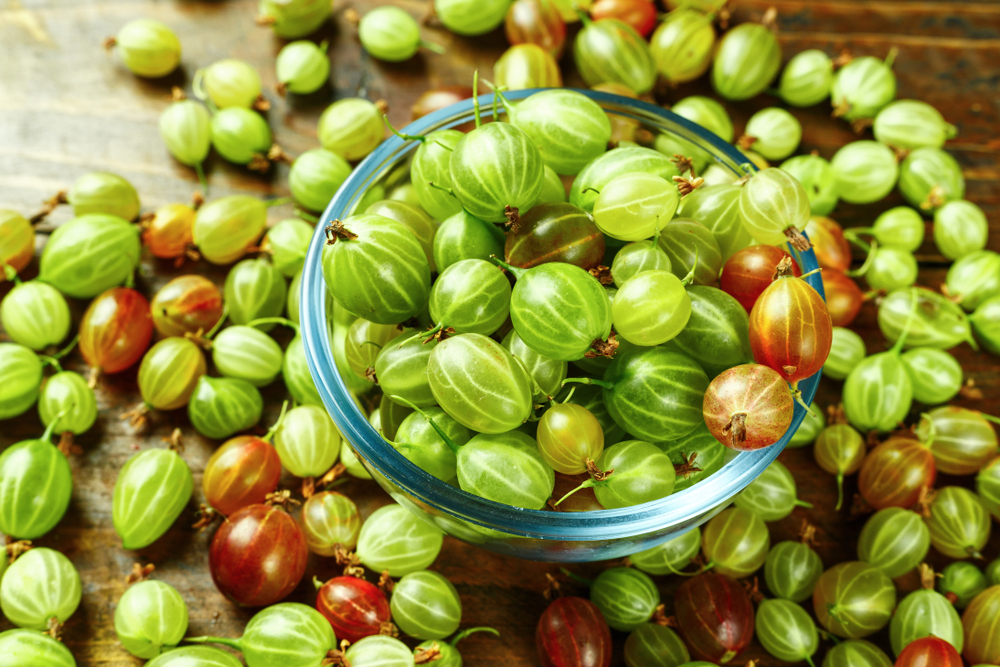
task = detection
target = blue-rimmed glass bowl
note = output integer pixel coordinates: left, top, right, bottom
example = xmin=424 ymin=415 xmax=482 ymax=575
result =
xmin=300 ymin=89 xmax=822 ymax=562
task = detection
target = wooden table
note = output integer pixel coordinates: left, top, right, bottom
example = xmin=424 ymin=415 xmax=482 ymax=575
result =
xmin=2 ymin=0 xmax=1000 ymax=665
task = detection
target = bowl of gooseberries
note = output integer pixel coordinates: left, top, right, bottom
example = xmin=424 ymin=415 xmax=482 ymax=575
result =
xmin=300 ymin=88 xmax=826 ymax=561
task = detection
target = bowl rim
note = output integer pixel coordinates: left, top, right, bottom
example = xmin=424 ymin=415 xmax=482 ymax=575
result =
xmin=300 ymin=88 xmax=823 ymax=542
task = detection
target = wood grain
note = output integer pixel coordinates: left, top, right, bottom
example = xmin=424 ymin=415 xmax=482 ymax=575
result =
xmin=1 ymin=0 xmax=999 ymax=665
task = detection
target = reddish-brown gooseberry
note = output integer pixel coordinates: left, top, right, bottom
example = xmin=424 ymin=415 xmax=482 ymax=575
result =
xmin=895 ymin=635 xmax=963 ymax=667
xmin=749 ymin=256 xmax=833 ymax=384
xmin=550 ymin=473 xmax=605 ymax=512
xmin=208 ymin=504 xmax=308 ymax=607
xmin=962 ymin=585 xmax=1000 ymax=664
xmin=805 ymin=216 xmax=852 ymax=273
xmin=703 ymin=363 xmax=794 ymax=451
xmin=316 ymin=576 xmax=392 ymax=644
xmin=505 ymin=0 xmax=567 ymax=59
xmin=590 ymin=0 xmax=656 ymax=37
xmin=536 ymin=596 xmax=612 ymax=667
xmin=822 ymin=269 xmax=865 ymax=327
xmin=858 ymin=438 xmax=936 ymax=510
xmin=505 ymin=203 xmax=605 ymax=271
xmin=142 ymin=203 xmax=196 ymax=260
xmin=79 ymin=286 xmax=154 ymax=374
xmin=720 ymin=245 xmax=801 ymax=313
xmin=202 ymin=436 xmax=282 ymax=516
xmin=675 ymin=573 xmax=754 ymax=664
xmin=150 ymin=275 xmax=224 ymax=338
xmin=0 ymin=209 xmax=35 ymax=277
xmin=411 ymin=86 xmax=475 ymax=129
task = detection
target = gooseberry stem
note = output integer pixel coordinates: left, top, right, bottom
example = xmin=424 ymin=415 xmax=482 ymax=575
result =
xmin=206 ymin=305 xmax=229 ymax=339
xmin=680 ymin=249 xmax=699 ymax=286
xmin=194 ymin=162 xmax=209 ymax=196
xmin=449 ymin=627 xmax=500 ymax=645
xmin=265 ymin=197 xmax=294 ymax=208
xmin=263 ymin=400 xmax=290 ymax=442
xmin=41 ymin=408 xmax=70 ymax=443
xmin=388 ymin=395 xmax=461 ymax=455
xmin=559 ymin=567 xmax=594 ymax=586
xmin=471 ymin=70 xmax=482 ymax=128
xmin=296 ymin=210 xmax=320 ymax=223
xmin=51 ymin=334 xmax=79 ymax=360
xmin=552 ymin=386 xmax=577 ymax=405
xmin=37 ymin=355 xmax=63 ymax=374
xmin=245 ymin=316 xmax=300 ymax=335
xmin=795 ymin=499 xmax=813 ymax=509
xmin=977 ymin=412 xmax=1000 ymax=426
xmin=420 ymin=39 xmax=445 ymax=55
xmin=383 ymin=115 xmax=427 ymax=143
xmin=889 ymin=288 xmax=920 ymax=355
xmin=554 ymin=478 xmax=597 ymax=506
xmin=1 ymin=258 xmax=17 ymax=282
xmin=187 ymin=636 xmax=243 ymax=652
xmin=561 ymin=377 xmax=614 ymax=391
xmin=488 ymin=254 xmax=527 ymax=280
xmin=835 ymin=473 xmax=845 ymax=511
xmin=846 ymin=240 xmax=877 ymax=278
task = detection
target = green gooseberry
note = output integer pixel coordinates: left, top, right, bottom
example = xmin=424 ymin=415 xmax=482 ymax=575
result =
xmin=711 ymin=22 xmax=781 ymax=101
xmin=0 ymin=419 xmax=72 ymax=539
xmin=356 ymin=503 xmax=444 ymax=576
xmin=113 ymin=448 xmax=194 ymax=549
xmin=433 ymin=210 xmax=504 ymax=273
xmin=114 ymin=580 xmax=188 ymax=658
xmin=341 ymin=439 xmax=372 ymax=480
xmin=878 ymin=287 xmax=975 ymax=350
xmin=935 ymin=199 xmax=988 ymax=260
xmin=390 ymin=571 xmax=462 ymax=640
xmin=375 ymin=331 xmax=437 ymax=408
xmin=613 ymin=269 xmax=691 ymax=346
xmin=916 ymin=406 xmax=998 ymax=475
xmin=196 ymin=59 xmax=262 ymax=109
xmin=830 ymin=140 xmax=899 ymax=204
xmin=813 ymin=561 xmax=897 ymax=639
xmin=318 ymin=98 xmax=384 ymax=161
xmin=301 ymin=490 xmax=361 ymax=555
xmin=212 ymin=326 xmax=283 ymax=387
xmin=0 ymin=209 xmax=35 ymax=280
xmin=502 ymin=329 xmax=567 ymax=398
xmin=493 ymin=44 xmax=562 ymax=90
xmin=193 ymin=195 xmax=270 ymax=265
xmin=145 ymin=646 xmax=244 ymax=667
xmin=275 ymin=40 xmax=329 ymax=95
xmin=359 ymin=6 xmax=442 ymax=62
xmin=868 ymin=206 xmax=925 ymax=251
xmin=857 ymin=507 xmax=930 ymax=579
xmin=323 ymin=214 xmax=431 ymax=325
xmin=262 ymin=218 xmax=313 ymax=278
xmin=0 ymin=281 xmax=70 ymax=351
xmin=287 ymin=270 xmax=302 ymax=323
xmin=822 ymin=640 xmax=892 ymax=667
xmin=38 ymin=213 xmax=141 ymax=298
xmin=925 ymin=486 xmax=991 ymax=559
xmin=428 ymin=333 xmax=535 ymax=433
xmin=938 ymin=561 xmax=987 ymax=609
xmin=656 ymin=219 xmax=723 ymax=286
xmin=137 ymin=337 xmax=207 ymax=410
xmin=873 ymin=99 xmax=957 ymax=150
xmin=435 ymin=0 xmax=508 ymax=36
xmin=656 ymin=95 xmax=734 ymax=172
xmin=824 ymin=326 xmax=866 ymax=380
xmin=365 ymin=200 xmax=437 ymax=272
xmin=0 ymin=343 xmax=43 ymax=420
xmin=564 ymin=383 xmax=625 ymax=447
xmin=889 ymin=583 xmax=963 ymax=656
xmin=814 ymin=424 xmax=866 ymax=511
xmin=945 ymin=249 xmax=1000 ymax=311
xmin=574 ymin=18 xmax=656 ymax=94
xmin=344 ymin=318 xmax=403 ymax=379
xmin=988 ymin=560 xmax=1000 ymax=585
xmin=831 ymin=53 xmax=897 ymax=121
xmin=390 ymin=182 xmax=422 ymax=206
xmin=38 ymin=371 xmax=97 ymax=436
xmin=590 ymin=567 xmax=660 ymax=632
xmin=409 ymin=129 xmax=464 ymax=220
xmin=702 ymin=506 xmax=770 ymax=578
xmin=663 ymin=285 xmax=752 ymax=378
xmin=560 ymin=439 xmax=675 ymax=509
xmin=429 ymin=259 xmax=511 ymax=335
xmin=449 ymin=119 xmax=543 ymax=224
xmin=862 ymin=246 xmax=918 ymax=291
xmin=274 ymin=404 xmax=341 ymax=478
xmin=900 ymin=347 xmax=962 ymax=404
xmin=972 ymin=295 xmax=1000 ymax=354
xmin=649 ymin=8 xmax=715 ymax=85
xmin=656 ymin=423 xmax=728 ymax=489
xmin=187 ymin=376 xmax=263 ymax=440
xmin=0 ymin=629 xmax=77 ymax=667
xmin=159 ymin=99 xmax=212 ymax=176
xmin=189 ymin=603 xmax=336 ymax=667
xmin=538 ymin=165 xmax=566 ymax=204
xmin=629 ymin=528 xmax=702 ymax=576
xmin=765 ymin=540 xmax=824 ymax=603
xmin=610 ymin=240 xmax=671 ymax=286
xmin=842 ymin=323 xmax=913 ymax=433
xmin=345 ymin=635 xmax=415 ymax=667
xmin=0 ymin=548 xmax=81 ymax=631
xmin=258 ymin=0 xmax=332 ymax=38
xmin=739 ymin=167 xmax=811 ymax=248
xmin=898 ymin=146 xmax=965 ymax=210
xmin=224 ymin=258 xmax=287 ymax=330
xmin=779 ymin=49 xmax=834 ymax=107
xmin=677 ymin=183 xmax=752 ymax=261
xmin=67 ymin=171 xmax=141 ymax=220
xmin=742 ymin=107 xmax=802 ymax=161
xmin=413 ymin=629 xmax=499 ymax=667
xmin=570 ymin=146 xmax=680 ymax=213
xmin=457 ymin=430 xmax=555 ymax=509
xmin=108 ymin=18 xmax=181 ymax=78
xmin=789 ymin=400 xmax=825 ymax=448
xmin=289 ymin=148 xmax=352 ymax=213
xmin=755 ymin=598 xmax=819 ymax=665
xmin=211 ymin=107 xmax=272 ymax=166
xmin=624 ymin=623 xmax=689 ymax=667
xmin=701 ymin=164 xmax=737 ymax=187
xmin=390 ymin=407 xmax=471 ymax=481
xmin=780 ymin=154 xmax=839 ymax=217
xmin=593 ymin=173 xmax=680 ymax=242
xmin=734 ymin=459 xmax=811 ymax=522
xmin=503 ymin=89 xmax=611 ymax=176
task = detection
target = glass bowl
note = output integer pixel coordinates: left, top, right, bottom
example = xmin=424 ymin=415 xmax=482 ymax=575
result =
xmin=300 ymin=89 xmax=823 ymax=562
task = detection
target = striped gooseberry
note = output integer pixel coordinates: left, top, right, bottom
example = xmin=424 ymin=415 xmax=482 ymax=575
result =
xmin=563 ymin=383 xmax=624 ymax=447
xmin=822 ymin=640 xmax=892 ymax=667
xmin=274 ymin=404 xmax=341 ymax=478
xmin=315 ymin=576 xmax=390 ymax=644
xmin=901 ymin=347 xmax=964 ymax=405
xmin=573 ymin=17 xmax=655 ymax=94
xmin=629 ymin=528 xmax=702 ymax=576
xmin=344 ymin=636 xmax=413 ymax=666
xmin=0 ymin=343 xmax=43 ymax=420
xmin=938 ymin=561 xmax=987 ymax=609
xmin=390 ymin=571 xmax=462 ymax=640
xmin=0 ymin=548 xmax=81 ymax=632
xmin=612 ymin=268 xmax=693 ymax=346
xmin=783 ymin=155 xmax=839 ymax=217
xmin=106 ymin=19 xmax=180 ymax=78
xmin=676 ymin=183 xmax=751 ymax=262
xmin=203 ymin=435 xmax=282 ymax=516
xmin=593 ymin=173 xmax=680 ymax=242
xmin=855 ymin=246 xmax=918 ymax=292
xmin=589 ymin=567 xmax=659 ymax=632
xmin=260 ymin=219 xmax=313 ymax=279
xmin=831 ymin=52 xmax=897 ymax=122
xmin=656 ymin=219 xmax=723 ymax=286
xmin=289 ymin=148 xmax=352 ymax=213
xmin=537 ymin=403 xmax=604 ymax=475
xmin=505 ymin=202 xmax=604 ymax=271
xmin=858 ymin=438 xmax=936 ymax=510
xmin=916 ymin=406 xmax=998 ymax=475
xmin=344 ymin=318 xmax=403 ymax=379
xmin=878 ymin=287 xmax=975 ymax=350
xmin=0 ymin=209 xmax=35 ymax=279
xmin=0 ymin=629 xmax=76 ymax=667
xmin=301 ymin=491 xmax=361 ymax=555
xmin=502 ymin=89 xmax=609 ymax=175
xmin=433 ymin=210 xmax=504 ymax=272
xmin=822 ymin=270 xmax=864 ymax=328
xmin=739 ymin=168 xmax=811 ymax=250
xmin=779 ymin=49 xmax=834 ymax=107
xmin=114 ymin=579 xmax=188 ymax=658
xmin=624 ymin=624 xmax=689 ymax=667
xmin=590 ymin=0 xmax=656 ymax=37
xmin=77 ymin=287 xmax=152 ymax=377
xmin=224 ymin=258 xmax=287 ymax=329
xmin=158 ymin=98 xmax=211 ymax=186
xmin=458 ymin=430 xmax=555 ymax=509
xmin=961 ymin=585 xmax=1000 ymax=664
xmin=195 ymin=59 xmax=263 ymax=109
xmin=429 ymin=259 xmax=511 ymax=336
xmin=649 ymin=8 xmax=715 ymax=84
xmin=0 ymin=281 xmax=70 ymax=351
xmin=675 ymin=573 xmax=754 ymax=664
xmin=569 ymin=146 xmax=680 ymax=213
xmin=610 ymin=240 xmax=672 ymax=286
xmin=842 ymin=318 xmax=913 ymax=433
xmin=192 ymin=195 xmax=272 ymax=265
xmin=889 ymin=566 xmax=963 ymax=656
xmin=814 ymin=423 xmax=866 ymax=510
xmin=142 ymin=204 xmax=195 ymax=260
xmin=925 ymin=486 xmax=991 ymax=559
xmin=857 ymin=508 xmax=930 ymax=579
xmin=212 ymin=324 xmax=283 ymax=386
xmin=831 ymin=140 xmax=899 ymax=205
xmin=318 ymin=98 xmax=383 ymax=160
xmin=435 ymin=0 xmax=509 ymax=35
xmin=209 ymin=503 xmax=308 ymax=606
xmin=702 ymin=363 xmax=794 ymax=452
xmin=113 ymin=447 xmax=193 ymax=549
xmin=494 ymin=44 xmax=562 ymax=90
xmin=658 ymin=96 xmax=734 ymax=172
xmin=66 ymin=171 xmax=141 ymax=220
xmin=935 ymin=200 xmax=988 ymax=260
xmin=187 ymin=376 xmax=263 ymax=440
xmin=284 ymin=334 xmax=323 ymax=407
xmin=945 ymin=249 xmax=1000 ymax=311
xmin=896 ymin=636 xmax=963 ymax=667
xmin=813 ymin=561 xmax=896 ymax=639
xmin=355 ymin=503 xmax=444 ymax=576
xmin=0 ymin=418 xmax=72 ymax=539
xmin=864 ymin=206 xmax=926 ymax=252
xmin=258 ymin=0 xmax=332 ymax=38
xmin=275 ymin=40 xmax=329 ymax=95
xmin=505 ymin=0 xmax=566 ymax=58
xmin=720 ymin=244 xmax=801 ymax=313
xmin=387 ymin=406 xmax=471 ymax=482
xmin=659 ymin=424 xmax=727 ymax=490
xmin=764 ymin=540 xmax=823 ymax=603
xmin=740 ymin=107 xmax=802 ymax=162
xmin=536 ymin=596 xmax=612 ymax=667
xmin=558 ymin=439 xmax=675 ymax=510
xmin=374 ymin=330 xmax=437 ymax=408
xmin=712 ymin=21 xmax=781 ymax=101
xmin=824 ymin=327 xmax=866 ymax=380
xmin=734 ymin=459 xmax=811 ymax=521
xmin=409 ymin=129 xmax=464 ymax=221
xmin=755 ymin=598 xmax=819 ymax=665
xmin=364 ymin=200 xmax=436 ymax=271
xmin=151 ymin=275 xmax=223 ymax=338
xmin=211 ymin=107 xmax=272 ymax=167
xmin=38 ymin=213 xmax=141 ymax=298
xmin=701 ymin=506 xmax=770 ymax=579
xmin=38 ymin=371 xmax=98 ymax=436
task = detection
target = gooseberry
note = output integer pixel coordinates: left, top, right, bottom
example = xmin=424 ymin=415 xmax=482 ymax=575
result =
xmin=779 ymin=49 xmax=834 ymax=107
xmin=814 ymin=422 xmax=866 ymax=510
xmin=150 ymin=275 xmax=224 ymax=338
xmin=703 ymin=363 xmax=794 ymax=452
xmin=494 ymin=43 xmax=562 ymax=90
xmin=315 ymin=576 xmax=390 ymax=644
xmin=195 ymin=58 xmax=263 ymax=109
xmin=858 ymin=438 xmax=936 ymax=510
xmin=831 ymin=52 xmax=897 ymax=122
xmin=505 ymin=0 xmax=566 ymax=58
xmin=712 ymin=21 xmax=781 ymax=100
xmin=318 ymin=98 xmax=384 ymax=161
xmin=66 ymin=171 xmax=141 ymax=220
xmin=113 ymin=447 xmax=193 ymax=549
xmin=38 ymin=213 xmax=141 ymax=298
xmin=934 ymin=199 xmax=988 ymax=260
xmin=830 ymin=140 xmax=899 ymax=205
xmin=649 ymin=8 xmax=715 ymax=85
xmin=275 ymin=40 xmax=329 ymax=95
xmin=782 ymin=155 xmax=840 ymax=217
xmin=0 ymin=281 xmax=70 ymax=351
xmin=301 ymin=491 xmax=361 ymax=555
xmin=898 ymin=146 xmax=964 ymax=210
xmin=0 ymin=548 xmax=81 ymax=631
xmin=675 ymin=573 xmax=754 ymax=663
xmin=857 ymin=507 xmax=930 ymax=579
xmin=573 ymin=17 xmax=655 ymax=94
xmin=813 ymin=561 xmax=896 ymax=638
xmin=536 ymin=597 xmax=612 ymax=667
xmin=114 ymin=579 xmax=188 ymax=658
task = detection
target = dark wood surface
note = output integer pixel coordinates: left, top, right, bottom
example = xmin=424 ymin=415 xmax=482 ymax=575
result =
xmin=2 ymin=1 xmax=1000 ymax=665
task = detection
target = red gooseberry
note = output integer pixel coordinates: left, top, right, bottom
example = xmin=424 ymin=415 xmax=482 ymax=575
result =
xmin=150 ymin=274 xmax=224 ymax=338
xmin=505 ymin=0 xmax=567 ymax=59
xmin=316 ymin=576 xmax=392 ymax=644
xmin=590 ymin=0 xmax=657 ymax=37
xmin=720 ymin=245 xmax=801 ymax=313
xmin=806 ymin=216 xmax=852 ymax=273
xmin=703 ymin=363 xmax=795 ymax=451
xmin=858 ymin=438 xmax=936 ymax=510
xmin=822 ymin=269 xmax=865 ymax=327
xmin=202 ymin=436 xmax=282 ymax=516
xmin=536 ymin=596 xmax=612 ymax=667
xmin=675 ymin=573 xmax=754 ymax=664
xmin=894 ymin=636 xmax=963 ymax=667
xmin=79 ymin=286 xmax=154 ymax=375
